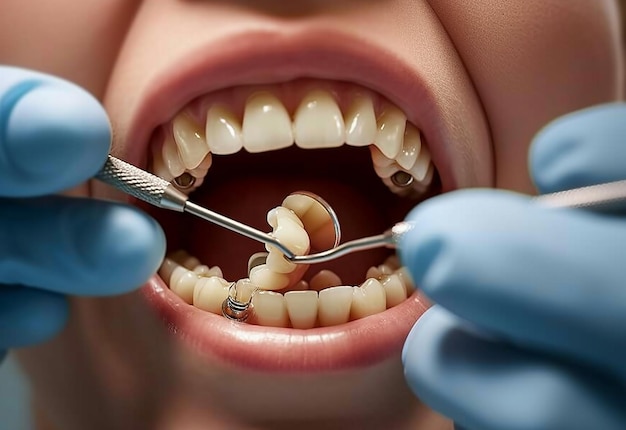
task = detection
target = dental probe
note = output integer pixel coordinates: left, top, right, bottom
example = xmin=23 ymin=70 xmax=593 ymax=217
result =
xmin=95 ymin=155 xmax=297 ymax=260
xmin=286 ymin=179 xmax=626 ymax=264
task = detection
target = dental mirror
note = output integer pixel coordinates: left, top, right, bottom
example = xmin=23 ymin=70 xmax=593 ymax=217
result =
xmin=247 ymin=190 xmax=342 ymax=272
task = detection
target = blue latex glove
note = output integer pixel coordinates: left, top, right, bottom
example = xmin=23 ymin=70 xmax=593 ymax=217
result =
xmin=0 ymin=66 xmax=165 ymax=362
xmin=400 ymin=103 xmax=626 ymax=430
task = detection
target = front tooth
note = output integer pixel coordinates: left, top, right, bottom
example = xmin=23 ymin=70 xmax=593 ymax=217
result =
xmin=252 ymin=291 xmax=289 ymax=328
xmin=344 ymin=93 xmax=377 ymax=147
xmin=193 ymin=276 xmax=230 ymax=314
xmin=318 ymin=286 xmax=353 ymax=327
xmin=242 ymin=91 xmax=293 ymax=153
xmin=396 ymin=123 xmax=421 ymax=170
xmin=381 ymin=274 xmax=407 ymax=308
xmin=161 ymin=133 xmax=186 ymax=177
xmin=351 ymin=279 xmax=386 ymax=320
xmin=169 ymin=266 xmax=198 ymax=304
xmin=284 ymin=291 xmax=319 ymax=329
xmin=205 ymin=105 xmax=243 ymax=155
xmin=375 ymin=105 xmax=406 ymax=159
xmin=172 ymin=113 xmax=209 ymax=169
xmin=293 ymin=90 xmax=345 ymax=149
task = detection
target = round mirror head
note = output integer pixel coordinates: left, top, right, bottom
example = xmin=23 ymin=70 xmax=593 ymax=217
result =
xmin=282 ymin=190 xmax=341 ymax=252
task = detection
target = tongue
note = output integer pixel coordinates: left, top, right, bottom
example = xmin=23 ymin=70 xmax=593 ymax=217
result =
xmin=186 ymin=175 xmax=391 ymax=283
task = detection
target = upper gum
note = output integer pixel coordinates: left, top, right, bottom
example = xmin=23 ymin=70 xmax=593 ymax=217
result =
xmin=171 ymin=78 xmax=399 ymax=126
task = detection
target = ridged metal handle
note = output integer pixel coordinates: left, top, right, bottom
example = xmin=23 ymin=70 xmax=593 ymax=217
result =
xmin=96 ymin=155 xmax=188 ymax=211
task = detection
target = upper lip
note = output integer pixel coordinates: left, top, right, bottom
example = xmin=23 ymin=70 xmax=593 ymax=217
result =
xmin=120 ymin=27 xmax=482 ymax=371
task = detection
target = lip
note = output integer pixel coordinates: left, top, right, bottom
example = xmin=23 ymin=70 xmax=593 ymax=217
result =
xmin=120 ymin=27 xmax=476 ymax=372
xmin=144 ymin=275 xmax=431 ymax=371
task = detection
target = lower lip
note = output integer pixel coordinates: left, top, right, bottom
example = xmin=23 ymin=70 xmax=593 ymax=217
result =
xmin=143 ymin=275 xmax=431 ymax=372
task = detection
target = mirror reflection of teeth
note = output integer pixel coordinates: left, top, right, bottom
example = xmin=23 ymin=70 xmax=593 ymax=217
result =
xmin=150 ymin=86 xmax=436 ymax=197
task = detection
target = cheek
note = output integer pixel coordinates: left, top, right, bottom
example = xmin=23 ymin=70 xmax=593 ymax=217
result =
xmin=0 ymin=0 xmax=140 ymax=97
xmin=429 ymin=0 xmax=622 ymax=192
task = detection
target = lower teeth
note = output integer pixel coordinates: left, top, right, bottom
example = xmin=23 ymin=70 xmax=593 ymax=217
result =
xmin=158 ymin=250 xmax=415 ymax=329
xmin=158 ymin=197 xmax=415 ymax=328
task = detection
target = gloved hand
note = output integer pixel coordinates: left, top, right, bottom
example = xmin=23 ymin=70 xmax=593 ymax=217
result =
xmin=399 ymin=103 xmax=626 ymax=430
xmin=0 ymin=66 xmax=165 ymax=362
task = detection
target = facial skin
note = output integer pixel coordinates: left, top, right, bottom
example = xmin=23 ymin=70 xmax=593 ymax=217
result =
xmin=0 ymin=1 xmax=622 ymax=429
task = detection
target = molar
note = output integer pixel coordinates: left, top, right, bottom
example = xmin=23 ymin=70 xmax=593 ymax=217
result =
xmin=318 ymin=286 xmax=354 ymax=326
xmin=284 ymin=290 xmax=319 ymax=329
xmin=242 ymin=91 xmax=293 ymax=153
xmin=252 ymin=291 xmax=289 ymax=328
xmin=293 ymin=90 xmax=345 ymax=149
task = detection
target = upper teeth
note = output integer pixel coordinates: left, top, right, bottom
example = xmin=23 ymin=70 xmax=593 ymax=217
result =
xmin=151 ymin=85 xmax=435 ymax=197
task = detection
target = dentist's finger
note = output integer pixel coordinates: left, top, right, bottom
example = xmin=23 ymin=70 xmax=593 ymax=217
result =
xmin=399 ymin=190 xmax=626 ymax=377
xmin=0 ymin=66 xmax=110 ymax=197
xmin=530 ymin=103 xmax=626 ymax=194
xmin=403 ymin=307 xmax=626 ymax=430
xmin=0 ymin=286 xmax=68 ymax=348
xmin=0 ymin=196 xmax=165 ymax=296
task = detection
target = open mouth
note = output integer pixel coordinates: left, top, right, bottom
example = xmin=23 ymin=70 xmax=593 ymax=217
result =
xmin=106 ymin=30 xmax=487 ymax=372
xmin=137 ymin=76 xmax=442 ymax=370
